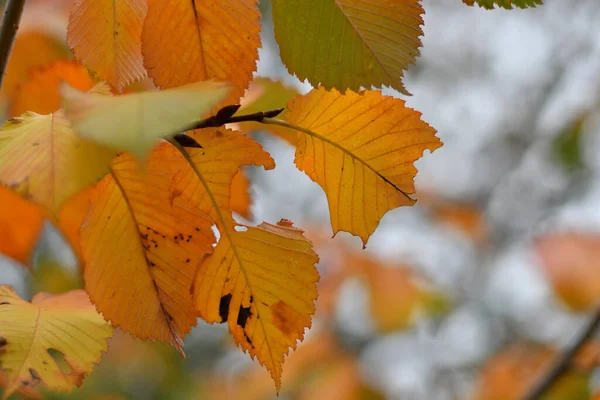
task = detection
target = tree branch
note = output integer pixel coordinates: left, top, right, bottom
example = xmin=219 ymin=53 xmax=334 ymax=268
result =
xmin=0 ymin=0 xmax=27 ymax=92
xmin=522 ymin=303 xmax=600 ymax=400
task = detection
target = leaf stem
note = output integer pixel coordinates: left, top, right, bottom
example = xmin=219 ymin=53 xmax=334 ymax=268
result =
xmin=0 ymin=0 xmax=27 ymax=92
xmin=521 ymin=303 xmax=600 ymax=400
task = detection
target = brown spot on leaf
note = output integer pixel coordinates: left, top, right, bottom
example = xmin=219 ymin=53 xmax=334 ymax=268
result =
xmin=219 ymin=294 xmax=232 ymax=322
xmin=0 ymin=302 xmax=9 ymax=305
xmin=244 ymin=331 xmax=253 ymax=346
xmin=271 ymin=301 xmax=296 ymax=336
xmin=29 ymin=368 xmax=41 ymax=385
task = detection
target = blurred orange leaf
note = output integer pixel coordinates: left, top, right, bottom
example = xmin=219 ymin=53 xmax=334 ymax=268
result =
xmin=471 ymin=343 xmax=589 ymax=400
xmin=142 ymin=0 xmax=260 ymax=105
xmin=230 ymin=170 xmax=252 ymax=219
xmin=0 ymin=185 xmax=45 ymax=266
xmin=535 ymin=233 xmax=600 ymax=311
xmin=283 ymin=88 xmax=441 ymax=246
xmin=2 ymin=31 xmax=67 ymax=100
xmin=68 ymin=0 xmax=148 ymax=91
xmin=12 ymin=60 xmax=95 ymax=116
xmin=82 ymin=150 xmax=216 ymax=353
xmin=0 ymin=286 xmax=113 ymax=400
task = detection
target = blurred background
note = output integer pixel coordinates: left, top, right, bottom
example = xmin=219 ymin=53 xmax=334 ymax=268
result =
xmin=2 ymin=0 xmax=600 ymax=399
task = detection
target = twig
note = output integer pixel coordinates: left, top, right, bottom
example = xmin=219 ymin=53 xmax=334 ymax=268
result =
xmin=186 ymin=105 xmax=285 ymax=131
xmin=522 ymin=304 xmax=600 ymax=400
xmin=0 ymin=0 xmax=27 ymax=91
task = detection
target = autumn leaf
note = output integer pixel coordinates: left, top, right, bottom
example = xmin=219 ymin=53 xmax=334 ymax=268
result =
xmin=462 ymin=0 xmax=543 ymax=9
xmin=230 ymin=170 xmax=252 ymax=219
xmin=0 ymin=184 xmax=46 ymax=266
xmin=56 ymin=187 xmax=92 ymax=264
xmin=193 ymin=220 xmax=320 ymax=391
xmin=535 ymin=233 xmax=600 ymax=311
xmin=81 ymin=150 xmax=216 ymax=353
xmin=0 ymin=285 xmax=113 ymax=400
xmin=471 ymin=343 xmax=589 ymax=400
xmin=164 ymin=128 xmax=320 ymax=388
xmin=166 ymin=128 xmax=275 ymax=228
xmin=279 ymin=87 xmax=441 ymax=245
xmin=68 ymin=0 xmax=148 ymax=91
xmin=361 ymin=260 xmax=448 ymax=333
xmin=2 ymin=31 xmax=67 ymax=100
xmin=0 ymin=110 xmax=116 ymax=214
xmin=12 ymin=60 xmax=95 ymax=116
xmin=60 ymin=80 xmax=230 ymax=159
xmin=142 ymin=0 xmax=260 ymax=104
xmin=271 ymin=0 xmax=424 ymax=95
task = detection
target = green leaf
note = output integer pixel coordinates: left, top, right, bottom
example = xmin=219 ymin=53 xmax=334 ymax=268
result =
xmin=61 ymin=81 xmax=230 ymax=159
xmin=271 ymin=0 xmax=424 ymax=95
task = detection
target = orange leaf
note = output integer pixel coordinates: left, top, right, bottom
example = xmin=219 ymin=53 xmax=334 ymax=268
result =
xmin=2 ymin=31 xmax=67 ymax=100
xmin=282 ymin=88 xmax=441 ymax=245
xmin=168 ymin=127 xmax=275 ymax=228
xmin=142 ymin=0 xmax=260 ymax=104
xmin=471 ymin=343 xmax=589 ymax=400
xmin=12 ymin=60 xmax=95 ymax=116
xmin=68 ymin=0 xmax=148 ymax=91
xmin=56 ymin=187 xmax=92 ymax=265
xmin=81 ymin=150 xmax=216 ymax=353
xmin=194 ymin=220 xmax=320 ymax=391
xmin=0 ymin=185 xmax=45 ymax=266
xmin=230 ymin=170 xmax=252 ymax=219
xmin=535 ymin=233 xmax=600 ymax=311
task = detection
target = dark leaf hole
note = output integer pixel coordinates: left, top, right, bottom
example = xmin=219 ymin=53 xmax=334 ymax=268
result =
xmin=48 ymin=348 xmax=72 ymax=374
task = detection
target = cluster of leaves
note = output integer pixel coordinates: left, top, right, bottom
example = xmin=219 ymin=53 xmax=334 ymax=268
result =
xmin=0 ymin=0 xmax=544 ymax=398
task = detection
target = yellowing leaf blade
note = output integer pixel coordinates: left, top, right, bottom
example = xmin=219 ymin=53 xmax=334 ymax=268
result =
xmin=193 ymin=220 xmax=320 ymax=390
xmin=68 ymin=0 xmax=148 ymax=91
xmin=272 ymin=0 xmax=424 ymax=95
xmin=281 ymin=87 xmax=441 ymax=245
xmin=82 ymin=151 xmax=216 ymax=352
xmin=0 ymin=286 xmax=113 ymax=399
xmin=142 ymin=0 xmax=260 ymax=104
xmin=60 ymin=81 xmax=230 ymax=159
xmin=0 ymin=111 xmax=116 ymax=214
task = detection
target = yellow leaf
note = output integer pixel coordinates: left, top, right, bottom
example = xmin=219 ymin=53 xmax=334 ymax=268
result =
xmin=0 ymin=286 xmax=113 ymax=399
xmin=272 ymin=0 xmax=424 ymax=95
xmin=535 ymin=233 xmax=600 ymax=311
xmin=280 ymin=87 xmax=441 ymax=245
xmin=194 ymin=219 xmax=320 ymax=391
xmin=60 ymin=80 xmax=230 ymax=159
xmin=82 ymin=151 xmax=216 ymax=353
xmin=142 ymin=0 xmax=260 ymax=104
xmin=0 ymin=184 xmax=46 ymax=266
xmin=68 ymin=0 xmax=148 ymax=91
xmin=0 ymin=111 xmax=116 ymax=214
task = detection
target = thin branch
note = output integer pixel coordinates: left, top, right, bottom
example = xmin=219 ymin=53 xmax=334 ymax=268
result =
xmin=522 ymin=303 xmax=600 ymax=400
xmin=186 ymin=105 xmax=285 ymax=131
xmin=0 ymin=0 xmax=27 ymax=91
